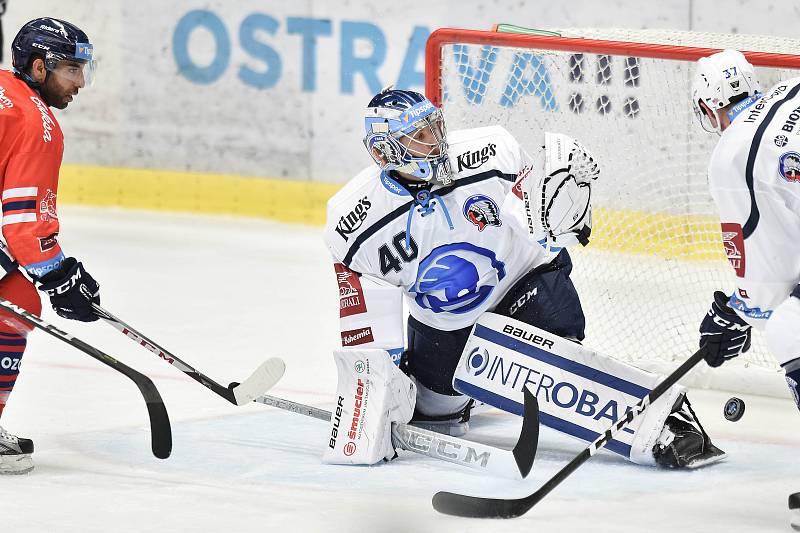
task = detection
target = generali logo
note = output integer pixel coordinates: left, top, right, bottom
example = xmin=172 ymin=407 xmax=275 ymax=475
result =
xmin=335 ymin=263 xmax=367 ymax=317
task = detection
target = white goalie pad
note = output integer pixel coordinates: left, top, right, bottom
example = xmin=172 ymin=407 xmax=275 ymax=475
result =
xmin=322 ymin=348 xmax=416 ymax=465
xmin=452 ymin=313 xmax=684 ymax=466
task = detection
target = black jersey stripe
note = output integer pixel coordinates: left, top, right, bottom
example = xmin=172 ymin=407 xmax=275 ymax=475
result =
xmin=743 ymin=81 xmax=800 ymax=239
xmin=342 ymin=168 xmax=517 ymax=267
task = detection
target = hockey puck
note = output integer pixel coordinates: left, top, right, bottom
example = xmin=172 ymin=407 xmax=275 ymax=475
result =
xmin=790 ymin=492 xmax=800 ymax=531
xmin=723 ymin=397 xmax=745 ymax=421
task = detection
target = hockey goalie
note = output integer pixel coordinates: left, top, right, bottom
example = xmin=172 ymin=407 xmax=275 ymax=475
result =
xmin=320 ymin=87 xmax=725 ymax=469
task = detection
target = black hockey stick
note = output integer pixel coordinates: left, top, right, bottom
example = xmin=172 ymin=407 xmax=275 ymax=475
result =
xmin=254 ymin=386 xmax=540 ymax=479
xmin=432 ymin=348 xmax=707 ymax=518
xmin=0 ymin=299 xmax=171 ymax=459
xmin=92 ymin=304 xmax=285 ymax=406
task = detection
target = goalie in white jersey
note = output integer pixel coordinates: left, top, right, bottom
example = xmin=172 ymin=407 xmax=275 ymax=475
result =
xmin=322 ymin=88 xmax=723 ymax=469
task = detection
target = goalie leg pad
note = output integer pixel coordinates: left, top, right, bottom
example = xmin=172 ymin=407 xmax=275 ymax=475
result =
xmin=453 ymin=313 xmax=686 ymax=465
xmin=322 ymin=349 xmax=416 ymax=465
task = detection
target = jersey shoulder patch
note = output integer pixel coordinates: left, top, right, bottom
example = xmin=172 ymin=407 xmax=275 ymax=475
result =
xmin=324 ymin=167 xmax=383 ymax=262
xmin=448 ymin=126 xmax=521 ymax=176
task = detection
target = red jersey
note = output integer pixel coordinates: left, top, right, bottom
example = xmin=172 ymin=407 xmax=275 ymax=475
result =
xmin=0 ymin=70 xmax=65 ymax=279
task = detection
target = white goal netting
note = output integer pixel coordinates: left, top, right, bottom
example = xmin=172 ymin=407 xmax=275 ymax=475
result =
xmin=429 ymin=27 xmax=800 ymax=397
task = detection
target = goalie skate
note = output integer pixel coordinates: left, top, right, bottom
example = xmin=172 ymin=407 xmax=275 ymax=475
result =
xmin=0 ymin=426 xmax=34 ymax=475
xmin=653 ymin=395 xmax=726 ymax=469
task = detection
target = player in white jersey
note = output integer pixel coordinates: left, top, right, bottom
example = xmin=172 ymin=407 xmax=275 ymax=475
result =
xmin=692 ymin=49 xmax=800 ymax=526
xmin=322 ymin=88 xmax=722 ymax=468
xmin=692 ymin=51 xmax=800 ymax=404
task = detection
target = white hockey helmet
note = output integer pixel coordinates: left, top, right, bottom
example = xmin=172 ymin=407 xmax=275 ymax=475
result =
xmin=691 ymin=49 xmax=761 ymax=133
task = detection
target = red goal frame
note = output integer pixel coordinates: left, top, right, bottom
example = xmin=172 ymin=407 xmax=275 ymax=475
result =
xmin=424 ymin=27 xmax=800 ymax=107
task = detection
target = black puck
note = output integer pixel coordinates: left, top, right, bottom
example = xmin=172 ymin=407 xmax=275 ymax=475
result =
xmin=789 ymin=492 xmax=800 ymax=510
xmin=724 ymin=397 xmax=746 ymax=421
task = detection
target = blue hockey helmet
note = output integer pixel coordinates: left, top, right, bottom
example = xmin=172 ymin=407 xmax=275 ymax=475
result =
xmin=363 ymin=88 xmax=452 ymax=184
xmin=12 ymin=18 xmax=97 ymax=87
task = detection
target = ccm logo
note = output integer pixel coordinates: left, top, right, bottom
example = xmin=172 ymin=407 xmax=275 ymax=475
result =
xmin=121 ymin=328 xmax=175 ymax=364
xmin=402 ymin=427 xmax=491 ymax=467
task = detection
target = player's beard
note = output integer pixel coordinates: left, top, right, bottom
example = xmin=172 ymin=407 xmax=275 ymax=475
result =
xmin=40 ymin=75 xmax=73 ymax=110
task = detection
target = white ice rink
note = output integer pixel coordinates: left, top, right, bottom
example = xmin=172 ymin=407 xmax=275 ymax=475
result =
xmin=3 ymin=207 xmax=799 ymax=533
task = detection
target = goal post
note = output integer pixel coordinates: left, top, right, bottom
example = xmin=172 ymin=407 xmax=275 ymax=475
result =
xmin=425 ymin=26 xmax=800 ymax=398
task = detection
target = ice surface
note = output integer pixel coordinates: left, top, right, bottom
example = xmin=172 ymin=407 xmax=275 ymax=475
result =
xmin=3 ymin=207 xmax=798 ymax=532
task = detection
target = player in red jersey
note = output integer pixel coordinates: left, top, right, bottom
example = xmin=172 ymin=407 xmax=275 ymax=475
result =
xmin=0 ymin=18 xmax=101 ymax=474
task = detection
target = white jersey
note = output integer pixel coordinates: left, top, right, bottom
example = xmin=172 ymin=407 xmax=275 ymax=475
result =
xmin=708 ymin=78 xmax=800 ymax=327
xmin=324 ymin=126 xmax=558 ymax=343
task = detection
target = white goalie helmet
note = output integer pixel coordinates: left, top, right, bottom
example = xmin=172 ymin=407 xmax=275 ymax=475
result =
xmin=525 ymin=132 xmax=600 ymax=247
xmin=691 ymin=49 xmax=761 ymax=133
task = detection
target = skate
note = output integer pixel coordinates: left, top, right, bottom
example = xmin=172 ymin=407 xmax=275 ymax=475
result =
xmin=653 ymin=395 xmax=726 ymax=469
xmin=0 ymin=425 xmax=34 ymax=475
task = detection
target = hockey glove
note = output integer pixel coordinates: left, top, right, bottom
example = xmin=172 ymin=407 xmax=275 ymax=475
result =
xmin=38 ymin=257 xmax=100 ymax=322
xmin=699 ymin=291 xmax=751 ymax=367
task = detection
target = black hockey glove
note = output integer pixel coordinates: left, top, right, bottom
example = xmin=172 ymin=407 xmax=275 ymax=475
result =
xmin=38 ymin=257 xmax=100 ymax=322
xmin=699 ymin=291 xmax=751 ymax=367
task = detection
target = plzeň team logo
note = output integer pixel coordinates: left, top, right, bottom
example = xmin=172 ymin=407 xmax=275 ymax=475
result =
xmin=463 ymin=194 xmax=502 ymax=231
xmin=411 ymin=242 xmax=506 ymax=314
xmin=779 ymin=151 xmax=800 ymax=182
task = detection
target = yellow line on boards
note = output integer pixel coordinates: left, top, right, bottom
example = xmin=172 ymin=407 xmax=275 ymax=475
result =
xmin=58 ymin=164 xmax=341 ymax=226
xmin=58 ymin=164 xmax=725 ymax=261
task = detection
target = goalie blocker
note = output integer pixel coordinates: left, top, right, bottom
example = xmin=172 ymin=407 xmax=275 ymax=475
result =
xmin=323 ymin=348 xmax=416 ymax=465
xmin=454 ymin=313 xmax=725 ymax=468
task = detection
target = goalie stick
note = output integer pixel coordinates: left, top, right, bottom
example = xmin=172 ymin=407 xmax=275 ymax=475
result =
xmin=92 ymin=304 xmax=285 ymax=406
xmin=432 ymin=348 xmax=707 ymax=518
xmin=253 ymin=386 xmax=539 ymax=479
xmin=0 ymin=299 xmax=172 ymax=459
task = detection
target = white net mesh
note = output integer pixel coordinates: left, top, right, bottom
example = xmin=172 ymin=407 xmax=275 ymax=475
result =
xmin=431 ymin=28 xmax=800 ymax=396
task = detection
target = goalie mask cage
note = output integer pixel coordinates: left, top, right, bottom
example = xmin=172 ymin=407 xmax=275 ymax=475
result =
xmin=426 ymin=27 xmax=800 ymax=398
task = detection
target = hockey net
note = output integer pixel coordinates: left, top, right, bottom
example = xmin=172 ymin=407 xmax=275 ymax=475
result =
xmin=426 ymin=27 xmax=800 ymax=397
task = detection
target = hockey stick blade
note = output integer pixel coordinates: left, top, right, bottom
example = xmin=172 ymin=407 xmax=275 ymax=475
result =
xmin=228 ymin=358 xmax=286 ymax=405
xmin=512 ymin=386 xmax=539 ymax=477
xmin=93 ymin=304 xmax=285 ymax=405
xmin=253 ymin=385 xmax=539 ymax=479
xmin=432 ymin=348 xmax=707 ymax=518
xmin=0 ymin=299 xmax=172 ymax=459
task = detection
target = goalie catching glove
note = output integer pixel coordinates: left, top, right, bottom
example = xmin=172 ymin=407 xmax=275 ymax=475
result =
xmin=519 ymin=132 xmax=600 ymax=248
